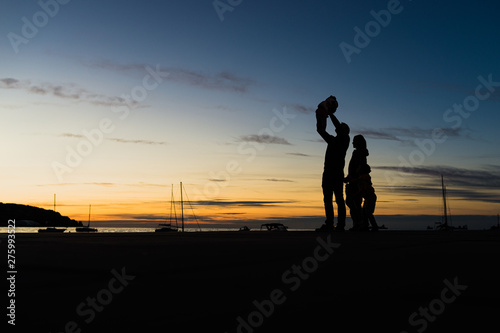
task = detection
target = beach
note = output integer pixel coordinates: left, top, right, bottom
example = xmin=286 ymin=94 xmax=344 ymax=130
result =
xmin=6 ymin=230 xmax=500 ymax=332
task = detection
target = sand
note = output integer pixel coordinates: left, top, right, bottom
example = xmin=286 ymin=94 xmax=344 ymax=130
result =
xmin=7 ymin=230 xmax=500 ymax=332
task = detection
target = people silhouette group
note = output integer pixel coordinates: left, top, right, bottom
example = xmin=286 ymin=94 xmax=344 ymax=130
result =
xmin=316 ymin=96 xmax=379 ymax=232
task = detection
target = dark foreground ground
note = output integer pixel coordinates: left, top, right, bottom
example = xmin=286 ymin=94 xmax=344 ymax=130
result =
xmin=3 ymin=230 xmax=500 ymax=332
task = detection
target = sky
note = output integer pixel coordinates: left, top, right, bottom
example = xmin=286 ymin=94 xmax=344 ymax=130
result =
xmin=1 ymin=0 xmax=499 ymax=228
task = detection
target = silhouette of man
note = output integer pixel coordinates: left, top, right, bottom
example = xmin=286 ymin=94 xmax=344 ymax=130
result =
xmin=316 ymin=96 xmax=350 ymax=232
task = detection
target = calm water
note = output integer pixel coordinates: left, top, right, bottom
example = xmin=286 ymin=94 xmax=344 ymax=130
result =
xmin=0 ymin=227 xmax=315 ymax=233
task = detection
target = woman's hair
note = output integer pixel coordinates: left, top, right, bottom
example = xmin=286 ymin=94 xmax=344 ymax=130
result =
xmin=353 ymin=134 xmax=367 ymax=150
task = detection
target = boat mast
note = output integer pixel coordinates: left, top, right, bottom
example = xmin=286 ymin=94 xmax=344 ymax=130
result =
xmin=181 ymin=182 xmax=184 ymax=232
xmin=169 ymin=184 xmax=177 ymax=227
xmin=88 ymin=205 xmax=91 ymax=227
xmin=441 ymin=175 xmax=448 ymax=226
xmin=54 ymin=194 xmax=56 ymax=212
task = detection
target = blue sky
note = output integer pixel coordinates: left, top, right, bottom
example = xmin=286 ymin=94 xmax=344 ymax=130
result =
xmin=1 ymin=0 xmax=499 ymax=227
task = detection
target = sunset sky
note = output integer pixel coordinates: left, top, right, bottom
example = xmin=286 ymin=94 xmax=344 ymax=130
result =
xmin=1 ymin=0 xmax=499 ymax=228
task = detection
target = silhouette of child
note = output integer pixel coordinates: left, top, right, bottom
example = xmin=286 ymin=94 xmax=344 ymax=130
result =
xmin=315 ymin=96 xmax=338 ymax=133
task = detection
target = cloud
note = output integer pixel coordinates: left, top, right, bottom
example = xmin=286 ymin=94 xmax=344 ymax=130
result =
xmin=288 ymin=103 xmax=314 ymax=114
xmin=376 ymin=165 xmax=500 ymax=188
xmin=265 ymin=178 xmax=295 ymax=182
xmin=376 ymin=165 xmax=500 ymax=203
xmin=85 ymin=59 xmax=255 ymax=93
xmin=0 ymin=78 xmax=19 ymax=87
xmin=59 ymin=133 xmax=166 ymax=146
xmin=380 ymin=184 xmax=500 ymax=204
xmin=410 ymin=79 xmax=500 ymax=103
xmin=37 ymin=182 xmax=118 ymax=187
xmin=128 ymin=214 xmax=168 ymax=221
xmin=164 ymin=68 xmax=254 ymax=93
xmin=0 ymin=77 xmax=137 ymax=108
xmin=107 ymin=138 xmax=166 ymax=145
xmin=37 ymin=182 xmax=171 ymax=188
xmin=354 ymin=128 xmax=408 ymax=143
xmin=60 ymin=133 xmax=84 ymax=139
xmin=354 ymin=126 xmax=468 ymax=143
xmin=286 ymin=152 xmax=311 ymax=157
xmin=238 ymin=134 xmax=292 ymax=145
xmin=193 ymin=199 xmax=294 ymax=207
xmin=84 ymin=60 xmax=145 ymax=72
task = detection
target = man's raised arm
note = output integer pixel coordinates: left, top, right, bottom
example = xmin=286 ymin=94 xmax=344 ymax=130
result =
xmin=329 ymin=113 xmax=341 ymax=132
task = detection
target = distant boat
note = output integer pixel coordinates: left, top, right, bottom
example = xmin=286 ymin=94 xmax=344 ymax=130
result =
xmin=490 ymin=214 xmax=500 ymax=231
xmin=434 ymin=175 xmax=461 ymax=231
xmin=155 ymin=182 xmax=202 ymax=232
xmin=76 ymin=205 xmax=98 ymax=233
xmin=260 ymin=223 xmax=288 ymax=232
xmin=155 ymin=184 xmax=179 ymax=233
xmin=38 ymin=194 xmax=67 ymax=233
xmin=239 ymin=226 xmax=250 ymax=232
xmin=38 ymin=227 xmax=66 ymax=233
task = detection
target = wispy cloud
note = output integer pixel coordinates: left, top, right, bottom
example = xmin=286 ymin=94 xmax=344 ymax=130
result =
xmin=193 ymin=199 xmax=294 ymax=207
xmin=376 ymin=165 xmax=500 ymax=189
xmin=376 ymin=165 xmax=500 ymax=203
xmin=379 ymin=184 xmax=500 ymax=204
xmin=410 ymin=79 xmax=500 ymax=103
xmin=37 ymin=182 xmax=118 ymax=187
xmin=288 ymin=103 xmax=314 ymax=114
xmin=0 ymin=77 xmax=137 ymax=108
xmin=59 ymin=133 xmax=167 ymax=145
xmin=166 ymin=68 xmax=253 ymax=93
xmin=265 ymin=178 xmax=295 ymax=182
xmin=354 ymin=126 xmax=467 ymax=143
xmin=286 ymin=152 xmax=311 ymax=157
xmin=37 ymin=182 xmax=170 ymax=188
xmin=0 ymin=78 xmax=19 ymax=87
xmin=238 ymin=134 xmax=291 ymax=145
xmin=59 ymin=133 xmax=83 ymax=139
xmin=208 ymin=178 xmax=228 ymax=182
xmin=85 ymin=59 xmax=255 ymax=93
xmin=107 ymin=138 xmax=166 ymax=145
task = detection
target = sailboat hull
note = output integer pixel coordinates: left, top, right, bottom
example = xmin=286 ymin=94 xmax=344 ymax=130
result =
xmin=154 ymin=228 xmax=178 ymax=232
xmin=38 ymin=228 xmax=66 ymax=233
xmin=76 ymin=227 xmax=98 ymax=232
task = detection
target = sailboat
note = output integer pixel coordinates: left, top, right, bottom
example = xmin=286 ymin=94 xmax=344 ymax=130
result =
xmin=434 ymin=175 xmax=456 ymax=231
xmin=76 ymin=205 xmax=98 ymax=232
xmin=155 ymin=182 xmax=202 ymax=232
xmin=38 ymin=194 xmax=67 ymax=233
xmin=155 ymin=184 xmax=181 ymax=232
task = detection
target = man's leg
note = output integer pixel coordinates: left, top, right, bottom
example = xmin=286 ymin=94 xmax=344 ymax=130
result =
xmin=333 ymin=180 xmax=346 ymax=229
xmin=322 ymin=174 xmax=334 ymax=226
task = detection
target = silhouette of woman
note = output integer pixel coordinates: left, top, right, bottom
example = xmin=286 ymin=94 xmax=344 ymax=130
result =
xmin=357 ymin=163 xmax=379 ymax=231
xmin=345 ymin=135 xmax=369 ymax=231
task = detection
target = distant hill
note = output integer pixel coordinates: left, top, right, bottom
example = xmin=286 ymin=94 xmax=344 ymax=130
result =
xmin=0 ymin=203 xmax=81 ymax=227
